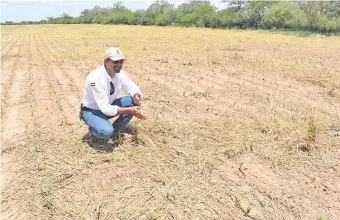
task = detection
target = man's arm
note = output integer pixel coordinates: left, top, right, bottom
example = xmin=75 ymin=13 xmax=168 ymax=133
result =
xmin=132 ymin=93 xmax=142 ymax=106
xmin=120 ymin=72 xmax=142 ymax=99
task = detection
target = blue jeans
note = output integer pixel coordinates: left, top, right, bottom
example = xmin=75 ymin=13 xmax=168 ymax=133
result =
xmin=81 ymin=96 xmax=136 ymax=139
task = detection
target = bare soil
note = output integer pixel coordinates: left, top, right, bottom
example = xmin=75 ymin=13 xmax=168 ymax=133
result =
xmin=1 ymin=25 xmax=340 ymax=220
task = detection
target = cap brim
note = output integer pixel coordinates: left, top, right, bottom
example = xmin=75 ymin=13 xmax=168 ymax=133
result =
xmin=110 ymin=56 xmax=124 ymax=61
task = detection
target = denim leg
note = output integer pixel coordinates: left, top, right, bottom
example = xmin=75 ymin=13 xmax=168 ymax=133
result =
xmin=111 ymin=96 xmax=136 ymax=133
xmin=82 ymin=109 xmax=114 ymax=139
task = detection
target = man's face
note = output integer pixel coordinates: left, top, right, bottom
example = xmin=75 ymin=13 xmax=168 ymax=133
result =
xmin=107 ymin=59 xmax=124 ymax=73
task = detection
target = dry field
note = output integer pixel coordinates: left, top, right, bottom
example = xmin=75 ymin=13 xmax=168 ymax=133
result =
xmin=1 ymin=24 xmax=340 ymax=220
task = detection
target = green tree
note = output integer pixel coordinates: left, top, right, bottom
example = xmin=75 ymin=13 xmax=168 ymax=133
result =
xmin=4 ymin=21 xmax=15 ymax=25
xmin=112 ymin=2 xmax=128 ymax=13
xmin=179 ymin=14 xmax=196 ymax=26
xmin=302 ymin=1 xmax=340 ymax=33
xmin=246 ymin=1 xmax=274 ymax=28
xmin=224 ymin=1 xmax=247 ymax=12
xmin=155 ymin=13 xmax=173 ymax=26
xmin=80 ymin=9 xmax=90 ymax=17
xmin=217 ymin=8 xmax=239 ymax=28
xmin=193 ymin=5 xmax=216 ymax=27
xmin=302 ymin=2 xmax=322 ymax=31
xmin=134 ymin=9 xmax=153 ymax=25
xmin=61 ymin=13 xmax=73 ymax=19
xmin=261 ymin=2 xmax=307 ymax=30
xmin=146 ymin=0 xmax=174 ymax=18
xmin=116 ymin=11 xmax=134 ymax=24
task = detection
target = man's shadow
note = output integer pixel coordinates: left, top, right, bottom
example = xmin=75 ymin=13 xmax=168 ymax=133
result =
xmin=81 ymin=133 xmax=116 ymax=153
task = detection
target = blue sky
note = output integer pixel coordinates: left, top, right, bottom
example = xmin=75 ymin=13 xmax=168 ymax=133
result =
xmin=1 ymin=0 xmax=227 ymax=22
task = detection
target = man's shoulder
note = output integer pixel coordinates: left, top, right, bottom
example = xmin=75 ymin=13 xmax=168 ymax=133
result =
xmin=87 ymin=65 xmax=105 ymax=81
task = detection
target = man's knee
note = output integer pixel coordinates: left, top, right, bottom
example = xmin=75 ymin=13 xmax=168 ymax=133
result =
xmin=114 ymin=96 xmax=134 ymax=107
xmin=93 ymin=125 xmax=114 ymax=139
xmin=123 ymin=96 xmax=135 ymax=107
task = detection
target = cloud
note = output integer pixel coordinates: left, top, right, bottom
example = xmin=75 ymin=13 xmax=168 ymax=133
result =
xmin=4 ymin=0 xmax=147 ymax=3
xmin=6 ymin=0 xmax=78 ymax=2
xmin=4 ymin=0 xmax=228 ymax=7
xmin=1 ymin=0 xmax=229 ymax=22
xmin=2 ymin=0 xmax=119 ymax=5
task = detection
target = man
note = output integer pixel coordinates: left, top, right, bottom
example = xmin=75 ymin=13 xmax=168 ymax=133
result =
xmin=80 ymin=47 xmax=146 ymax=139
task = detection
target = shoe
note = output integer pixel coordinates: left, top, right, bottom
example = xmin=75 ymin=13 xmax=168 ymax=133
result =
xmin=88 ymin=127 xmax=93 ymax=138
xmin=111 ymin=132 xmax=122 ymax=140
xmin=122 ymin=124 xmax=135 ymax=135
xmin=111 ymin=131 xmax=132 ymax=140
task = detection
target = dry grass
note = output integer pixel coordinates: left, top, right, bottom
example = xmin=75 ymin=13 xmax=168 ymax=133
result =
xmin=1 ymin=25 xmax=340 ymax=219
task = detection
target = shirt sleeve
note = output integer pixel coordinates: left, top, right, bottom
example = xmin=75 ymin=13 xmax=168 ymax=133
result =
xmin=90 ymin=81 xmax=119 ymax=116
xmin=120 ymin=72 xmax=142 ymax=97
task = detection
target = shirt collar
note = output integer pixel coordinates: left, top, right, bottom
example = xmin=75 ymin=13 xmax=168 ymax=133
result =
xmin=102 ymin=64 xmax=114 ymax=82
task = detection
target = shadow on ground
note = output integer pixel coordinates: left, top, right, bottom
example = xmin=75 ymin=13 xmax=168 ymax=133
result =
xmin=81 ymin=133 xmax=116 ymax=153
xmin=81 ymin=131 xmax=136 ymax=153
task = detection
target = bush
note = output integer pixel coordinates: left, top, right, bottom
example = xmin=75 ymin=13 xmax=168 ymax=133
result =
xmin=155 ymin=13 xmax=173 ymax=26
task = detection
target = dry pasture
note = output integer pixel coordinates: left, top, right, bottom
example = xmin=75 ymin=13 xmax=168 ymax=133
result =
xmin=1 ymin=24 xmax=340 ymax=219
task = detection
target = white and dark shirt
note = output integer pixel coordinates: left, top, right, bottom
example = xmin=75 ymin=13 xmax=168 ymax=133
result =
xmin=81 ymin=65 xmax=142 ymax=116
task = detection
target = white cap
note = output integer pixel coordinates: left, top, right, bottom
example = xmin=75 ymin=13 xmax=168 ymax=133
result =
xmin=104 ymin=47 xmax=124 ymax=61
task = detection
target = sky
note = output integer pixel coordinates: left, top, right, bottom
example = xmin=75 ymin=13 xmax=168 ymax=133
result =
xmin=1 ymin=0 xmax=228 ymax=22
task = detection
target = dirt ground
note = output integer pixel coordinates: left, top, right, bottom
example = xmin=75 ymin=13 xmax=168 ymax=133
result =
xmin=1 ymin=25 xmax=340 ymax=220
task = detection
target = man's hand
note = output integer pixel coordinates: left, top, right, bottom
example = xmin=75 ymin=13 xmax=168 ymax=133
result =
xmin=132 ymin=93 xmax=142 ymax=106
xmin=130 ymin=107 xmax=146 ymax=120
xmin=117 ymin=106 xmax=146 ymax=120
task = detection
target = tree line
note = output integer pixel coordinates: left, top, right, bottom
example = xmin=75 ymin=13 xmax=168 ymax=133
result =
xmin=3 ymin=1 xmax=340 ymax=34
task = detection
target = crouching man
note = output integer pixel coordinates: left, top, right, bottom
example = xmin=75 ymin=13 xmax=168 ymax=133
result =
xmin=80 ymin=47 xmax=146 ymax=139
